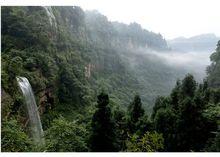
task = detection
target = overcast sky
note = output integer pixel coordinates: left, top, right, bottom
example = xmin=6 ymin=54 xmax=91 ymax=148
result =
xmin=73 ymin=0 xmax=220 ymax=39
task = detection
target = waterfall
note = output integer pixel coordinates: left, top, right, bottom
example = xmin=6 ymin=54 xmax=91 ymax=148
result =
xmin=16 ymin=76 xmax=45 ymax=145
xmin=43 ymin=6 xmax=57 ymax=28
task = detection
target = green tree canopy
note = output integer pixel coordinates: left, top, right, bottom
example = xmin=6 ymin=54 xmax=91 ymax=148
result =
xmin=1 ymin=119 xmax=32 ymax=152
xmin=126 ymin=131 xmax=164 ymax=152
xmin=127 ymin=95 xmax=145 ymax=133
xmin=90 ymin=92 xmax=119 ymax=151
xmin=45 ymin=117 xmax=88 ymax=152
xmin=207 ymin=40 xmax=220 ymax=88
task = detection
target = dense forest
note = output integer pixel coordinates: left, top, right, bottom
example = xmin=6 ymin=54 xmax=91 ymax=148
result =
xmin=1 ymin=6 xmax=220 ymax=152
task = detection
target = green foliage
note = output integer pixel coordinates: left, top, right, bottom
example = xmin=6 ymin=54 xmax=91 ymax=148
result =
xmin=112 ymin=105 xmax=128 ymax=151
xmin=170 ymin=80 xmax=181 ymax=111
xmin=207 ymin=40 xmax=220 ymax=88
xmin=154 ymin=108 xmax=177 ymax=151
xmin=127 ymin=95 xmax=145 ymax=133
xmin=177 ymin=97 xmax=206 ymax=151
xmin=203 ymin=103 xmax=220 ymax=120
xmin=126 ymin=131 xmax=164 ymax=152
xmin=136 ymin=114 xmax=154 ymax=135
xmin=8 ymin=56 xmax=23 ymax=78
xmin=151 ymin=96 xmax=170 ymax=120
xmin=152 ymin=74 xmax=220 ymax=151
xmin=181 ymin=74 xmax=197 ymax=98
xmin=204 ymin=132 xmax=220 ymax=152
xmin=58 ymin=65 xmax=82 ymax=105
xmin=86 ymin=11 xmax=168 ymax=50
xmin=90 ymin=92 xmax=119 ymax=151
xmin=202 ymin=103 xmax=220 ymax=152
xmin=2 ymin=6 xmax=188 ymax=121
xmin=2 ymin=6 xmax=220 ymax=152
xmin=1 ymin=119 xmax=32 ymax=152
xmin=45 ymin=117 xmax=88 ymax=152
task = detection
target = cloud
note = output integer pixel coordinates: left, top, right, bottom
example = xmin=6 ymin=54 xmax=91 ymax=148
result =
xmin=145 ymin=50 xmax=212 ymax=81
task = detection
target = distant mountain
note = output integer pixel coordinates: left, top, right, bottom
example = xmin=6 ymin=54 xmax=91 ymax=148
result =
xmin=168 ymin=33 xmax=220 ymax=52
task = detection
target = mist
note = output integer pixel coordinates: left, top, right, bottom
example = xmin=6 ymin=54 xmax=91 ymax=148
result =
xmin=124 ymin=47 xmax=213 ymax=82
xmin=151 ymin=50 xmax=212 ymax=81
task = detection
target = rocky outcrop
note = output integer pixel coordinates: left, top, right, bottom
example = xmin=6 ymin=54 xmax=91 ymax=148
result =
xmin=85 ymin=63 xmax=95 ymax=78
xmin=1 ymin=89 xmax=13 ymax=118
xmin=37 ymin=87 xmax=54 ymax=114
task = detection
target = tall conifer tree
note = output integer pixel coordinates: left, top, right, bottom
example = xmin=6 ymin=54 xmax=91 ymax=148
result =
xmin=90 ymin=92 xmax=119 ymax=152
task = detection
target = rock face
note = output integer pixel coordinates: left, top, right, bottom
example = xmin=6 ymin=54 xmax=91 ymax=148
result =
xmin=38 ymin=87 xmax=54 ymax=114
xmin=85 ymin=63 xmax=95 ymax=78
xmin=1 ymin=89 xmax=13 ymax=118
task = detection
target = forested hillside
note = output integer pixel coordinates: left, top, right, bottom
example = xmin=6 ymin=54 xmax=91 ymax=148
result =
xmin=1 ymin=6 xmax=185 ymax=113
xmin=1 ymin=6 xmax=220 ymax=152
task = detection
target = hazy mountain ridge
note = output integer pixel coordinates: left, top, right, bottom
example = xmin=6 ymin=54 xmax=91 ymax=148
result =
xmin=168 ymin=33 xmax=220 ymax=52
xmin=85 ymin=10 xmax=168 ymax=51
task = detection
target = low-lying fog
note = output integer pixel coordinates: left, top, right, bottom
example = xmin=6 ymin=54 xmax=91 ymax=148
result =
xmin=148 ymin=50 xmax=212 ymax=81
xmin=130 ymin=47 xmax=213 ymax=82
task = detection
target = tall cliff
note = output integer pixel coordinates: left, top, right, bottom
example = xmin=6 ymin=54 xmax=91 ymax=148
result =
xmin=2 ymin=6 xmax=184 ymax=119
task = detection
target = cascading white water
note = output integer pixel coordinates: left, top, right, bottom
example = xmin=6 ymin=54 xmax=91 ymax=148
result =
xmin=16 ymin=76 xmax=44 ymax=145
xmin=43 ymin=6 xmax=57 ymax=28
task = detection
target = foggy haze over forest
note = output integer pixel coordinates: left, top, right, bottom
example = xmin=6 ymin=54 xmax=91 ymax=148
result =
xmin=73 ymin=0 xmax=220 ymax=82
xmin=145 ymin=50 xmax=212 ymax=81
